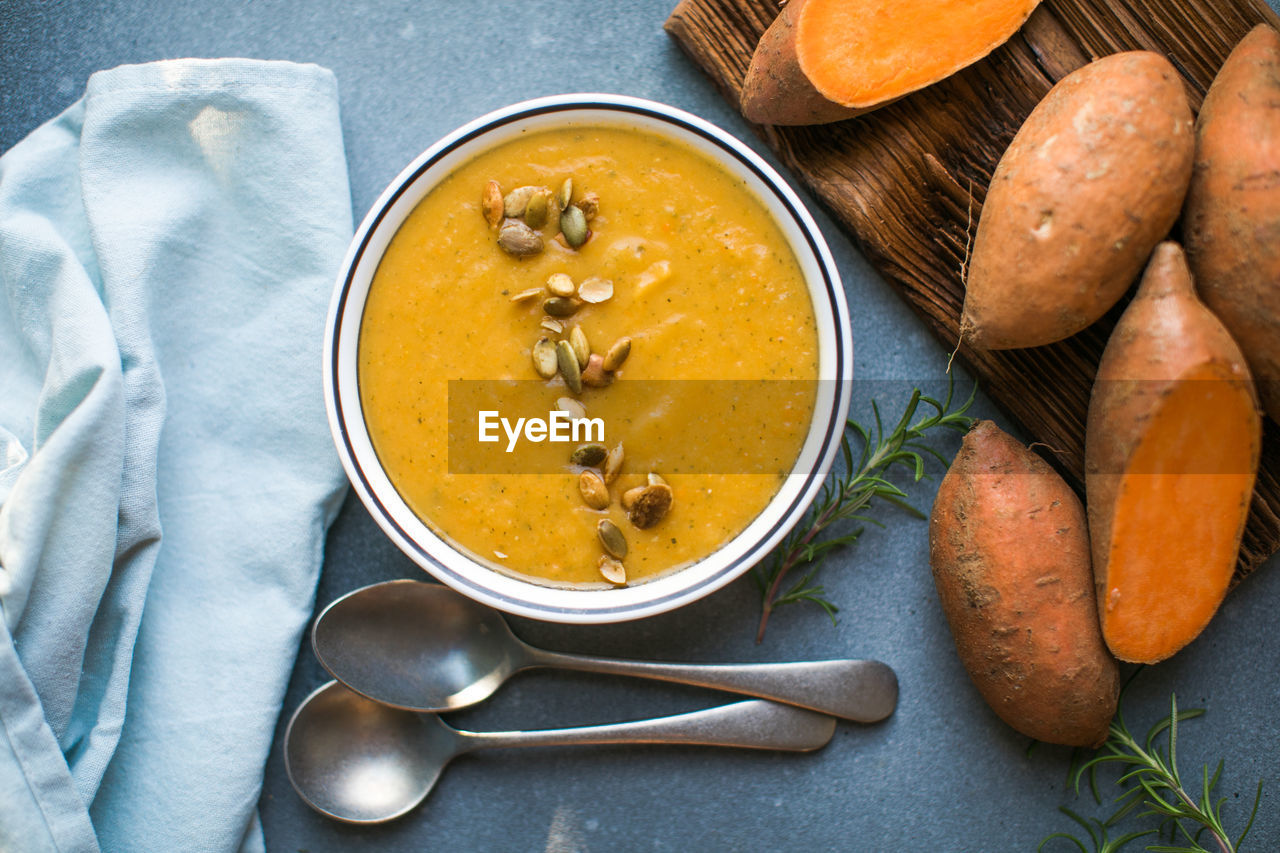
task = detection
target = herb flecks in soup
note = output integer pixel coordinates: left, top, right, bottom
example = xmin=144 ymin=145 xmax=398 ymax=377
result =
xmin=359 ymin=125 xmax=819 ymax=587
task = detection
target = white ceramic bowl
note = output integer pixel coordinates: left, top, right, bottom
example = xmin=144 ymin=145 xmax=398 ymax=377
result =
xmin=324 ymin=94 xmax=852 ymax=623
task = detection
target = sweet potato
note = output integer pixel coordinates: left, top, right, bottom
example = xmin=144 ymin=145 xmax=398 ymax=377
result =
xmin=1184 ymin=24 xmax=1280 ymax=423
xmin=740 ymin=0 xmax=1042 ymax=126
xmin=929 ymin=419 xmax=1119 ymax=748
xmin=1086 ymin=243 xmax=1261 ymax=664
xmin=962 ymin=52 xmax=1195 ymax=350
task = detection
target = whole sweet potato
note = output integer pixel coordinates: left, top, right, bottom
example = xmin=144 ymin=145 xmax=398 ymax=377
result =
xmin=1086 ymin=243 xmax=1261 ymax=664
xmin=1185 ymin=24 xmax=1280 ymax=422
xmin=929 ymin=419 xmax=1118 ymax=747
xmin=963 ymin=52 xmax=1195 ymax=350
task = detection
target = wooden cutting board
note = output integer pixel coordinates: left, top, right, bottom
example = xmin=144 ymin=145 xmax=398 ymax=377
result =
xmin=665 ymin=0 xmax=1280 ymax=582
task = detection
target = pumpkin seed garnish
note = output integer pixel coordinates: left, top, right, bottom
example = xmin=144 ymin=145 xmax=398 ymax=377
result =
xmin=498 ymin=218 xmax=543 ymax=257
xmin=546 ymin=272 xmax=576 ymax=298
xmin=543 ymin=296 xmax=580 ymax=317
xmin=581 ymin=353 xmax=613 ymax=388
xmin=577 ymin=192 xmax=600 ymax=221
xmin=647 ymin=472 xmax=668 ymax=487
xmin=560 ymin=204 xmax=589 ymax=248
xmin=556 ymin=340 xmax=583 ymax=393
xmin=482 ymin=180 xmax=504 ymax=228
xmin=603 ymin=442 xmax=624 ymax=484
xmin=556 ymin=396 xmax=587 ymax=420
xmin=621 ymin=486 xmax=645 ymax=510
xmin=578 ymin=470 xmax=610 ymax=510
xmin=524 ymin=187 xmax=553 ymax=229
xmin=540 ymin=316 xmax=564 ymax=334
xmin=570 ymin=443 xmax=607 ymax=466
xmin=628 ymin=483 xmax=673 ymax=529
xmin=577 ymin=276 xmax=613 ymax=303
xmin=569 ymin=325 xmax=590 ymax=369
xmin=531 ymin=337 xmax=558 ymax=379
xmin=597 ymin=519 xmax=628 ymax=559
xmin=602 ymin=336 xmax=631 ymax=371
xmin=509 ymin=287 xmax=543 ymax=304
xmin=503 ymin=185 xmax=538 ymax=218
xmin=597 ymin=554 xmax=626 ymax=585
xmin=557 ymin=177 xmax=573 ymax=209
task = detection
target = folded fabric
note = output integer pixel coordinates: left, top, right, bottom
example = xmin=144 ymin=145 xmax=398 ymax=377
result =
xmin=0 ymin=59 xmax=353 ymax=852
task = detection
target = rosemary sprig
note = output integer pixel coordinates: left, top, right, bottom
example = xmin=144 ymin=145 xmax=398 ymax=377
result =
xmin=752 ymin=378 xmax=976 ymax=642
xmin=1039 ymin=807 xmax=1157 ymax=853
xmin=1041 ymin=694 xmax=1264 ymax=853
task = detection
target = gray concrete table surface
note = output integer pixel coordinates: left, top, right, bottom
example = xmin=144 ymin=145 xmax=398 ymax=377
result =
xmin=4 ymin=1 xmax=1278 ymax=851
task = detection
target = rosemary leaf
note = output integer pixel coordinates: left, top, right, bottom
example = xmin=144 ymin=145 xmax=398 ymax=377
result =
xmin=753 ymin=376 xmax=976 ymax=642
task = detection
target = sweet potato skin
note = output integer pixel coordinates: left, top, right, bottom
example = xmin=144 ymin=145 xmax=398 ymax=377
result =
xmin=929 ymin=419 xmax=1119 ymax=748
xmin=1184 ymin=24 xmax=1280 ymax=422
xmin=1086 ymin=243 xmax=1261 ymax=664
xmin=740 ymin=0 xmax=865 ymax=126
xmin=962 ymin=52 xmax=1195 ymax=350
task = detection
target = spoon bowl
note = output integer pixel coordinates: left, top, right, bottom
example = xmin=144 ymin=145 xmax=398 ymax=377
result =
xmin=284 ymin=681 xmax=454 ymax=823
xmin=313 ymin=579 xmax=898 ymax=722
xmin=313 ymin=578 xmax=519 ymax=712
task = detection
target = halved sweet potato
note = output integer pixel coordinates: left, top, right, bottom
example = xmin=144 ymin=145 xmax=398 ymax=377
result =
xmin=741 ymin=0 xmax=1042 ymax=126
xmin=1086 ymin=243 xmax=1262 ymax=664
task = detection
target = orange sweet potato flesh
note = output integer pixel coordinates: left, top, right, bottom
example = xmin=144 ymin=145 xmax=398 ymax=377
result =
xmin=962 ymin=52 xmax=1195 ymax=350
xmin=1185 ymin=25 xmax=1280 ymax=423
xmin=1086 ymin=243 xmax=1262 ymax=664
xmin=930 ymin=419 xmax=1119 ymax=748
xmin=741 ymin=0 xmax=1041 ymax=126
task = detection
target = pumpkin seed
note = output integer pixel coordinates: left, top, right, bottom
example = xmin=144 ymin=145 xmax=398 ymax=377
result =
xmin=509 ymin=287 xmax=543 ymax=304
xmin=498 ymin=219 xmax=543 ymax=256
xmin=503 ymin=185 xmax=538 ymax=218
xmin=602 ymin=336 xmax=631 ymax=370
xmin=603 ymin=442 xmax=624 ymax=484
xmin=558 ymin=177 xmax=573 ymax=209
xmin=557 ymin=340 xmax=583 ymax=394
xmin=570 ymin=443 xmax=607 ymax=466
xmin=581 ymin=353 xmax=613 ymax=388
xmin=540 ymin=316 xmax=564 ymax=334
xmin=482 ymin=180 xmax=504 ymax=228
xmin=556 ymin=396 xmax=587 ymax=420
xmin=569 ymin=325 xmax=590 ymax=369
xmin=577 ymin=192 xmax=600 ymax=221
xmin=597 ymin=554 xmax=626 ymax=585
xmin=531 ymin=337 xmax=558 ymax=379
xmin=546 ymin=272 xmax=575 ymax=298
xmin=524 ymin=187 xmax=553 ymax=228
xmin=578 ymin=470 xmax=610 ymax=510
xmin=597 ymin=519 xmax=628 ymax=559
xmin=543 ymin=296 xmax=580 ymax=317
xmin=577 ymin=276 xmax=613 ymax=303
xmin=628 ymin=483 xmax=673 ymax=529
xmin=621 ymin=486 xmax=645 ymax=510
xmin=647 ymin=472 xmax=668 ymax=487
xmin=560 ymin=205 xmax=589 ymax=248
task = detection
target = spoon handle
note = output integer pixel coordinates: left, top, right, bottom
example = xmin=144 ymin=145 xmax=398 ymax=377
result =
xmin=456 ymin=699 xmax=835 ymax=752
xmin=523 ymin=652 xmax=897 ymax=723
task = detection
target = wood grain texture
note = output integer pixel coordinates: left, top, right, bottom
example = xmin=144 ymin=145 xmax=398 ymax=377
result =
xmin=665 ymin=0 xmax=1280 ymax=581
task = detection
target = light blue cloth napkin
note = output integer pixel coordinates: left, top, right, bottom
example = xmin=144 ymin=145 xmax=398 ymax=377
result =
xmin=0 ymin=59 xmax=353 ymax=851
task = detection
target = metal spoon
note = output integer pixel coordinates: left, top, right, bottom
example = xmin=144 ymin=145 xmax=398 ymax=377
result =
xmin=312 ymin=579 xmax=897 ymax=722
xmin=285 ymin=680 xmax=836 ymax=823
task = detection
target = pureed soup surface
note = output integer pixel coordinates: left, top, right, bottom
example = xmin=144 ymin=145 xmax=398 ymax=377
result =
xmin=359 ymin=124 xmax=819 ymax=587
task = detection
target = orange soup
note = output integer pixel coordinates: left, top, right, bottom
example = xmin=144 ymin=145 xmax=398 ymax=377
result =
xmin=359 ymin=124 xmax=819 ymax=586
